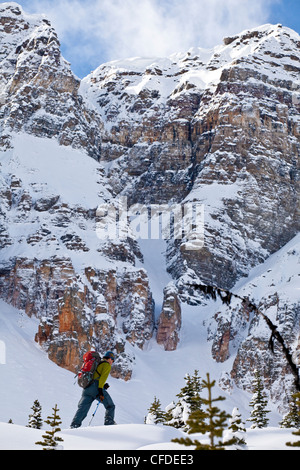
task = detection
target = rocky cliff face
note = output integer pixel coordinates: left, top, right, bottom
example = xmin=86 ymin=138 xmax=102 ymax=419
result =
xmin=156 ymin=283 xmax=181 ymax=352
xmin=81 ymin=23 xmax=300 ymax=290
xmin=0 ymin=131 xmax=154 ymax=379
xmin=207 ymin=234 xmax=300 ymax=410
xmin=0 ymin=3 xmax=155 ymax=377
xmin=0 ymin=3 xmax=299 ymax=407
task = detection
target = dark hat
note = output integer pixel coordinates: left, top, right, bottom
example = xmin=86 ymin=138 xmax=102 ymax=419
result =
xmin=104 ymin=351 xmax=115 ymax=361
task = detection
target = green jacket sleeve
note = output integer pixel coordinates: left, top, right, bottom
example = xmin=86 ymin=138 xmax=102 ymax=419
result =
xmin=94 ymin=361 xmax=111 ymax=389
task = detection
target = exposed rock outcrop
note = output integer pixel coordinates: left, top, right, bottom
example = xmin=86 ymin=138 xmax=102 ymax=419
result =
xmin=0 ymin=255 xmax=154 ymax=379
xmin=207 ymin=234 xmax=300 ymax=409
xmin=156 ymin=283 xmax=181 ymax=351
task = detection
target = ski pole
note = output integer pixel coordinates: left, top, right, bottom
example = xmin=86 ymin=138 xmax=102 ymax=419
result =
xmin=88 ymin=400 xmax=101 ymax=426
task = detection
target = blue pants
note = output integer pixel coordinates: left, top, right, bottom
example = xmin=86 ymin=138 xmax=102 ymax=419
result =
xmin=71 ymin=380 xmax=115 ymax=427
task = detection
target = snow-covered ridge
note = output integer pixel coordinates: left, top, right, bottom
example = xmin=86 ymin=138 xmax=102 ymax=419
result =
xmin=80 ymin=23 xmax=300 ymax=127
xmin=0 ymin=1 xmax=46 ymax=23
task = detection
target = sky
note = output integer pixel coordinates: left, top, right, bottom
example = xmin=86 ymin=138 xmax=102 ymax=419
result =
xmin=8 ymin=0 xmax=300 ymax=78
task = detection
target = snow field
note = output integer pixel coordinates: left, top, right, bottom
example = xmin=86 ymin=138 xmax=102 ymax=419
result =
xmin=0 ymin=298 xmax=298 ymax=450
xmin=0 ymin=421 xmax=297 ymax=451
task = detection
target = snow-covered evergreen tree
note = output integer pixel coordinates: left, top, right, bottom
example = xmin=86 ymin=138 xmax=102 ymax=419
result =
xmin=35 ymin=404 xmax=64 ymax=450
xmin=183 ymin=370 xmax=202 ymax=414
xmin=145 ymin=396 xmax=165 ymax=425
xmin=286 ymin=392 xmax=300 ymax=448
xmin=164 ymin=401 xmax=176 ymax=424
xmin=247 ymin=369 xmax=270 ymax=429
xmin=280 ymin=392 xmax=300 ymax=429
xmin=223 ymin=407 xmax=247 ymax=449
xmin=164 ymin=399 xmax=190 ymax=430
xmin=27 ymin=399 xmax=43 ymax=429
xmin=165 ymin=370 xmax=202 ymax=431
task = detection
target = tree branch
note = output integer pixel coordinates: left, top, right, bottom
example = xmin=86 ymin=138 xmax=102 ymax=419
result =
xmin=190 ymin=283 xmax=300 ymax=392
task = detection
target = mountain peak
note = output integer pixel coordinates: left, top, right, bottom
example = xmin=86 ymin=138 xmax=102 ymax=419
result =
xmin=0 ymin=2 xmax=102 ymax=158
xmin=224 ymin=22 xmax=300 ymax=45
xmin=81 ymin=20 xmax=300 ymax=135
xmin=0 ymin=2 xmax=48 ymax=29
xmin=0 ymin=2 xmax=23 ymax=14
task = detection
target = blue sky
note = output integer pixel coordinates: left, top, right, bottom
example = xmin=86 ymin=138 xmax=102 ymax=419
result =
xmin=10 ymin=0 xmax=300 ymax=78
xmin=268 ymin=0 xmax=300 ymax=35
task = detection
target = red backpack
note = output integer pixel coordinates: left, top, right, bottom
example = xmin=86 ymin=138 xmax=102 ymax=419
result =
xmin=77 ymin=351 xmax=102 ymax=389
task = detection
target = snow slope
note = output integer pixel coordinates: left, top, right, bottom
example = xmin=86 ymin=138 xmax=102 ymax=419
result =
xmin=0 ymin=422 xmax=184 ymax=451
xmin=0 ymin=132 xmax=116 ymax=270
xmin=2 ymin=133 xmax=109 ymax=208
xmin=0 ymin=422 xmax=297 ymax=451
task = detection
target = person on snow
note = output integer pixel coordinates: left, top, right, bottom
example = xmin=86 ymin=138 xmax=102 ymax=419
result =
xmin=70 ymin=351 xmax=116 ymax=428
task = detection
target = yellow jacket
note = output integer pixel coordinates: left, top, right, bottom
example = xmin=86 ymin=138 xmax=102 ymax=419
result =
xmin=93 ymin=360 xmax=111 ymax=389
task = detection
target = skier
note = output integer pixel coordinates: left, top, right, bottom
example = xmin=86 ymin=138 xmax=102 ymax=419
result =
xmin=70 ymin=351 xmax=116 ymax=428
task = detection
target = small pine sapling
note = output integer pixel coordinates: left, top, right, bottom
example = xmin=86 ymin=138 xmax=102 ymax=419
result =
xmin=145 ymin=396 xmax=165 ymax=425
xmin=36 ymin=404 xmax=64 ymax=450
xmin=172 ymin=373 xmax=235 ymax=450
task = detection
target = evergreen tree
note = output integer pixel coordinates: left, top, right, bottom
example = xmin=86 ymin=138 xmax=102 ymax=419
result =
xmin=165 ymin=370 xmax=202 ymax=431
xmin=145 ymin=396 xmax=165 ymax=425
xmin=27 ymin=399 xmax=43 ymax=429
xmin=286 ymin=392 xmax=300 ymax=447
xmin=164 ymin=401 xmax=176 ymax=425
xmin=182 ymin=370 xmax=202 ymax=415
xmin=223 ymin=407 xmax=247 ymax=449
xmin=172 ymin=373 xmax=234 ymax=450
xmin=165 ymin=398 xmax=189 ymax=429
xmin=247 ymin=369 xmax=270 ymax=429
xmin=280 ymin=392 xmax=300 ymax=429
xmin=35 ymin=404 xmax=64 ymax=450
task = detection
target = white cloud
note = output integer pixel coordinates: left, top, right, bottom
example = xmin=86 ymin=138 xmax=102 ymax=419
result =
xmin=20 ymin=0 xmax=280 ymax=75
